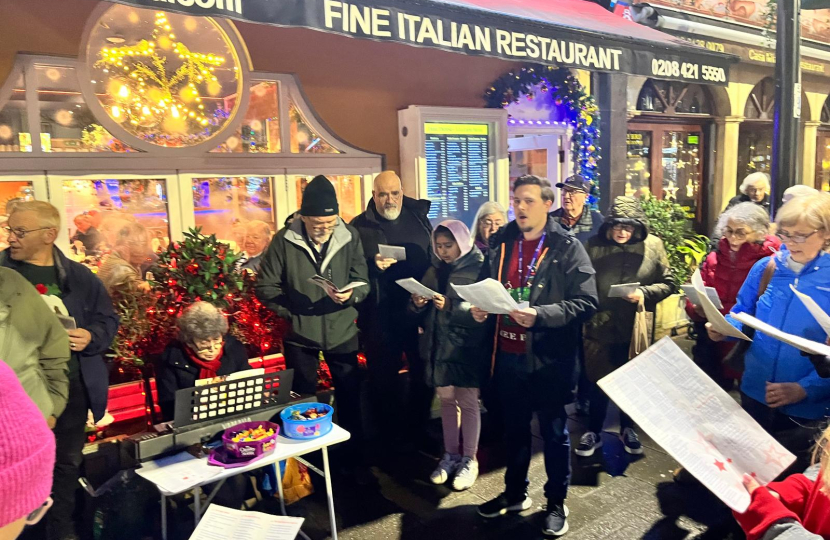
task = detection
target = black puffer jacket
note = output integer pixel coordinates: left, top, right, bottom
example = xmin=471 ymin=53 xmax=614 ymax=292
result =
xmin=584 ymin=197 xmax=675 ymax=345
xmin=410 ymin=247 xmax=488 ymax=388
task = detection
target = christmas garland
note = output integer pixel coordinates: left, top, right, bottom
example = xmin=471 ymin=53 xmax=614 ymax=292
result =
xmin=484 ymin=65 xmax=601 ymax=206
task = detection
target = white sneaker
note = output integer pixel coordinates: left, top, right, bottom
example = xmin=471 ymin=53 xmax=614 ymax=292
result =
xmin=430 ymin=453 xmax=460 ymax=485
xmin=452 ymin=457 xmax=479 ymax=490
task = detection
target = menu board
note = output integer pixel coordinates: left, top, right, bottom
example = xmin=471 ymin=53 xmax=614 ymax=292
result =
xmin=424 ymin=122 xmax=490 ymax=226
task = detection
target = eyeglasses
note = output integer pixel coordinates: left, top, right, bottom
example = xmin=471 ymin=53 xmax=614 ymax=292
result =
xmin=481 ymin=219 xmax=504 ymax=228
xmin=562 ymin=189 xmax=586 ymax=198
xmin=777 ymin=229 xmax=821 ymax=244
xmin=723 ymin=227 xmax=749 ymax=240
xmin=746 ymin=187 xmax=765 ymax=195
xmin=2 ymin=225 xmax=53 ymax=239
xmin=25 ymin=498 xmax=53 ymax=527
xmin=612 ymin=224 xmax=635 ymax=233
xmin=192 ymin=338 xmax=223 ymax=354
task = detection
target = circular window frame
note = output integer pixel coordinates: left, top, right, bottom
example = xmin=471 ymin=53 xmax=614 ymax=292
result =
xmin=77 ymin=3 xmax=252 ymax=155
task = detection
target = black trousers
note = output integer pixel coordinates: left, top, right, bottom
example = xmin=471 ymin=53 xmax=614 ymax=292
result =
xmin=283 ymin=342 xmax=364 ymax=462
xmin=48 ymin=374 xmax=89 ymax=540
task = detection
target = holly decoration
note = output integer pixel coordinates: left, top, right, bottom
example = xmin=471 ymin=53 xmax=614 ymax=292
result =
xmin=485 ymin=65 xmax=602 ymax=207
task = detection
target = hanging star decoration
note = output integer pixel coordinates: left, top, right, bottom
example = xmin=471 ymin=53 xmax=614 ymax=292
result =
xmin=94 ymin=11 xmax=233 ymax=142
xmin=484 ymin=64 xmax=602 ymax=208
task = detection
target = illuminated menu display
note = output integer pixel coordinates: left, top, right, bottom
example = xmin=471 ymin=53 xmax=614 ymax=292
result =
xmin=424 ymin=122 xmax=490 ymax=226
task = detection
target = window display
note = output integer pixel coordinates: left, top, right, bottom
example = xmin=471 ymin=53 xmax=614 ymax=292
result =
xmin=295 ymin=175 xmax=362 ymax=223
xmin=662 ymin=131 xmax=701 ymax=219
xmin=0 ymin=181 xmax=34 ymax=249
xmin=192 ymin=176 xmax=276 ymax=250
xmin=738 ymin=125 xmax=773 ymax=178
xmin=0 ymin=73 xmax=29 ymax=152
xmin=625 ymin=131 xmax=652 ymax=197
xmin=86 ymin=5 xmax=241 ymax=147
xmin=290 ymin=99 xmax=340 ymax=154
xmin=212 ymin=81 xmax=281 ymax=153
xmin=62 ymin=178 xmax=169 ymax=253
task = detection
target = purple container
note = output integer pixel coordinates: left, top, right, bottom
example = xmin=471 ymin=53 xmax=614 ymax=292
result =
xmin=222 ymin=421 xmax=279 ymax=459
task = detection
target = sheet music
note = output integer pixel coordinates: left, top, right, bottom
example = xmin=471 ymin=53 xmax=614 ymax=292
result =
xmin=681 ymin=284 xmax=724 ymax=310
xmin=733 ymin=312 xmax=830 ymax=357
xmin=692 ymin=270 xmax=751 ymax=340
xmin=790 ymin=285 xmax=830 ymax=337
xmin=598 ymin=337 xmax=795 ymax=513
xmin=396 ymin=278 xmax=438 ymax=298
xmin=379 ymin=244 xmax=407 ymax=261
xmin=452 ymin=279 xmax=519 ymax=315
xmin=189 ymin=504 xmax=304 ymax=540
xmin=607 ymin=282 xmax=640 ymax=298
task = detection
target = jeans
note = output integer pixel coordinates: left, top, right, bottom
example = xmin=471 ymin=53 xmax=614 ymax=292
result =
xmin=283 ymin=342 xmax=364 ymax=462
xmin=586 ymin=378 xmax=633 ymax=435
xmin=496 ymin=353 xmax=571 ymax=503
xmin=48 ymin=374 xmax=89 ymax=540
xmin=436 ymin=386 xmax=481 ymax=458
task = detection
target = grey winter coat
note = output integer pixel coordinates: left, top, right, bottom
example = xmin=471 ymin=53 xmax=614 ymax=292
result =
xmin=411 ymin=248 xmax=488 ymax=388
xmin=255 ymin=217 xmax=369 ymax=350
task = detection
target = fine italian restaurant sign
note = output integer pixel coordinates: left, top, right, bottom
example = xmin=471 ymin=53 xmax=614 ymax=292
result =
xmin=104 ymin=0 xmax=734 ymax=85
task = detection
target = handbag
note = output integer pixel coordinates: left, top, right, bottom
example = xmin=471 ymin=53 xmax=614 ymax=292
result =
xmin=723 ymin=257 xmax=777 ymax=372
xmin=629 ymin=298 xmax=653 ymax=360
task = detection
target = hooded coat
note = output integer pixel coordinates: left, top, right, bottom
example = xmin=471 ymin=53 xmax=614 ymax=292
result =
xmin=410 ymin=221 xmax=488 ymax=388
xmin=584 ymin=197 xmax=675 ymax=347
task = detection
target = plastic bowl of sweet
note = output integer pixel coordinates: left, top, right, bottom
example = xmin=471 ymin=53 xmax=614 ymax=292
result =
xmin=280 ymin=403 xmax=333 ymax=440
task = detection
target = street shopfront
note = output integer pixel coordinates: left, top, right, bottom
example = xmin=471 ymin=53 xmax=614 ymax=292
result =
xmin=0 ymin=0 xmax=735 ymax=252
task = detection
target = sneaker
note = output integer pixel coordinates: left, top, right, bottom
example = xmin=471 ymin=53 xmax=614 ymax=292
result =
xmin=621 ymin=427 xmax=643 ymax=455
xmin=452 ymin=457 xmax=479 ymax=491
xmin=574 ymin=432 xmax=602 ymax=457
xmin=542 ymin=503 xmax=570 ymax=536
xmin=429 ymin=453 xmax=460 ymax=485
xmin=477 ymin=492 xmax=532 ymax=518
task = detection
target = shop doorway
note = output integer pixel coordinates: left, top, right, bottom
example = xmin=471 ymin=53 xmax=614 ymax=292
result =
xmin=507 ymin=127 xmax=571 ymax=219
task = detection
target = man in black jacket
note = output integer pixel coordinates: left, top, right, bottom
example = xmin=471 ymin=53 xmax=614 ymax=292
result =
xmin=256 ymin=175 xmax=369 ymax=465
xmin=472 ymin=176 xmax=597 ymax=537
xmin=350 ymin=171 xmax=434 ymax=447
xmin=2 ymin=201 xmax=119 ymax=540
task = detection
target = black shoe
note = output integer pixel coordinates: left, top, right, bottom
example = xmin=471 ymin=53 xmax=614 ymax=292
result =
xmin=621 ymin=428 xmax=643 ymax=455
xmin=477 ymin=492 xmax=532 ymax=518
xmin=574 ymin=432 xmax=602 ymax=457
xmin=575 ymin=399 xmax=590 ymax=417
xmin=542 ymin=502 xmax=569 ymax=536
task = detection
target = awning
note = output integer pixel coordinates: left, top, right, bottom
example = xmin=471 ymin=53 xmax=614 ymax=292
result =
xmin=105 ymin=0 xmax=737 ymax=85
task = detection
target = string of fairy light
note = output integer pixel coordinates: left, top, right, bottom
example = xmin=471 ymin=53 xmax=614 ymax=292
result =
xmin=94 ymin=11 xmax=228 ymax=132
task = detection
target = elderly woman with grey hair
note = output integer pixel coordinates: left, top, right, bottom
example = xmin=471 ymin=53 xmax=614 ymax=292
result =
xmin=157 ymin=302 xmax=250 ymax=420
xmin=725 ymin=172 xmax=771 ymax=212
xmin=471 ymin=201 xmax=507 ymax=255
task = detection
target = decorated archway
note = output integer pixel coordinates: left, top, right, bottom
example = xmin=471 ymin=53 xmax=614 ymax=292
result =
xmin=485 ymin=65 xmax=601 ymax=205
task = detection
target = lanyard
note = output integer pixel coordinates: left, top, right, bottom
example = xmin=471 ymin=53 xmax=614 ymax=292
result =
xmin=518 ymin=233 xmax=546 ymax=296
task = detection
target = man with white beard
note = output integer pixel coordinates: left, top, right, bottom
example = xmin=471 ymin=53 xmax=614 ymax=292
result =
xmin=351 ymin=171 xmax=434 ymax=453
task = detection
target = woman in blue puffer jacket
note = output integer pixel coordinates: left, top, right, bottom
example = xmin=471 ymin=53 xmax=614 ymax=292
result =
xmin=709 ymin=192 xmax=830 ymax=464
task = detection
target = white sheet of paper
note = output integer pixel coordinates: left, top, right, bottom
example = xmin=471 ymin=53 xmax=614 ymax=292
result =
xmin=452 ymin=279 xmax=519 ymax=315
xmin=379 ymin=244 xmax=407 ymax=261
xmin=308 ymin=275 xmax=367 ymax=294
xmin=681 ymin=284 xmax=724 ymax=310
xmin=733 ymin=312 xmax=830 ymax=356
xmin=607 ymin=282 xmax=640 ymax=298
xmin=598 ymin=337 xmax=795 ymax=512
xmin=141 ymin=452 xmax=223 ymax=494
xmin=396 ymin=278 xmax=438 ymax=298
xmin=790 ymin=285 xmax=830 ymax=337
xmin=692 ymin=270 xmax=751 ymax=341
xmin=189 ymin=504 xmax=304 ymax=540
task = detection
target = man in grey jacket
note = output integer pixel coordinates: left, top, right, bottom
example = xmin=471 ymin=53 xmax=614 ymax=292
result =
xmin=256 ymin=175 xmax=369 ymax=470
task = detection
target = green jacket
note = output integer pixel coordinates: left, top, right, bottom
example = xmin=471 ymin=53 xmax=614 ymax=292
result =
xmin=0 ymin=267 xmax=70 ymax=418
xmin=255 ymin=217 xmax=369 ymax=350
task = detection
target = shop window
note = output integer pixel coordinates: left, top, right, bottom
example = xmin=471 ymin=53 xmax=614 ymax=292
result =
xmin=212 ymin=81 xmax=281 ymax=153
xmin=36 ymin=65 xmax=135 ymax=152
xmin=744 ymin=78 xmax=775 ymax=120
xmin=637 ymin=80 xmax=712 ymax=115
xmin=625 ymin=131 xmax=652 ymax=197
xmin=817 ymin=131 xmax=830 ymax=192
xmin=290 ymin=99 xmax=341 ymax=154
xmin=737 ymin=125 xmax=773 ymax=178
xmin=62 ymin=178 xmax=169 ymax=252
xmin=0 ymin=180 xmax=35 ymax=249
xmin=662 ymin=131 xmax=702 ymax=218
xmin=192 ymin=176 xmax=276 ymax=250
xmin=822 ymin=95 xmax=830 ymax=124
xmin=294 ymin=175 xmax=362 ymax=222
xmin=85 ymin=5 xmax=241 ymax=148
xmin=0 ymin=73 xmax=30 ymax=152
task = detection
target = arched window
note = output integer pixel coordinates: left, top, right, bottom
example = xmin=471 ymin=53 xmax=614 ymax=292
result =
xmin=636 ymin=80 xmax=713 ymax=115
xmin=744 ymin=78 xmax=775 ymax=121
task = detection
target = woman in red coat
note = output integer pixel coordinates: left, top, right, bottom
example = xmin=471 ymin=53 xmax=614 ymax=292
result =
xmin=686 ymin=202 xmax=780 ymax=389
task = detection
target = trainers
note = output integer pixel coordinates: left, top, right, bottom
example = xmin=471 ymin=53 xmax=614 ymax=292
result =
xmin=429 ymin=453 xmax=460 ymax=485
xmin=477 ymin=492 xmax=532 ymax=518
xmin=542 ymin=502 xmax=570 ymax=536
xmin=621 ymin=427 xmax=643 ymax=455
xmin=574 ymin=432 xmax=602 ymax=457
xmin=452 ymin=457 xmax=479 ymax=491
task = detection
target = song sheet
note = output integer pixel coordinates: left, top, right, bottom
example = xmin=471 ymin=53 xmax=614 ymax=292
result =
xmin=692 ymin=269 xmax=751 ymax=340
xmin=308 ymin=275 xmax=367 ymax=294
xmin=452 ymin=279 xmax=519 ymax=315
xmin=379 ymin=244 xmax=407 ymax=261
xmin=189 ymin=504 xmax=304 ymax=540
xmin=733 ymin=312 xmax=830 ymax=357
xmin=598 ymin=337 xmax=795 ymax=512
xmin=607 ymin=282 xmax=640 ymax=298
xmin=139 ymin=452 xmax=222 ymax=494
xmin=790 ymin=285 xmax=830 ymax=337
xmin=396 ymin=278 xmax=438 ymax=298
xmin=681 ymin=284 xmax=724 ymax=310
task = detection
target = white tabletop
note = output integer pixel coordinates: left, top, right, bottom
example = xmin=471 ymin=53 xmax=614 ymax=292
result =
xmin=137 ymin=424 xmax=351 ymax=496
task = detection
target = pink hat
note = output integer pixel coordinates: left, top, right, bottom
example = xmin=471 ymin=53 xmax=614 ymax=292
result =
xmin=0 ymin=360 xmax=56 ymax=528
xmin=433 ymin=219 xmax=474 ymax=259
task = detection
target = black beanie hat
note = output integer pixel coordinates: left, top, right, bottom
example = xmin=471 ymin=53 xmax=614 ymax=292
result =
xmin=300 ymin=175 xmax=339 ymax=217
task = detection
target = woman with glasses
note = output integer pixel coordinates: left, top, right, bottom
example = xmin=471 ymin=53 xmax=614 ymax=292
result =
xmin=686 ymin=202 xmax=780 ymax=389
xmin=157 ymin=302 xmax=251 ymax=421
xmin=710 ymin=193 xmax=830 ymax=467
xmin=471 ymin=201 xmax=507 ymax=256
xmin=576 ymin=197 xmax=675 ymax=458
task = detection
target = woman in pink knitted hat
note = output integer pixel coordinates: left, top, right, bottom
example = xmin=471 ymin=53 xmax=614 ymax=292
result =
xmin=0 ymin=359 xmax=56 ymax=539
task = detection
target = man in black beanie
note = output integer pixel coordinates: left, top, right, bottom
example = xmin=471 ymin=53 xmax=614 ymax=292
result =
xmin=256 ymin=175 xmax=370 ymax=475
